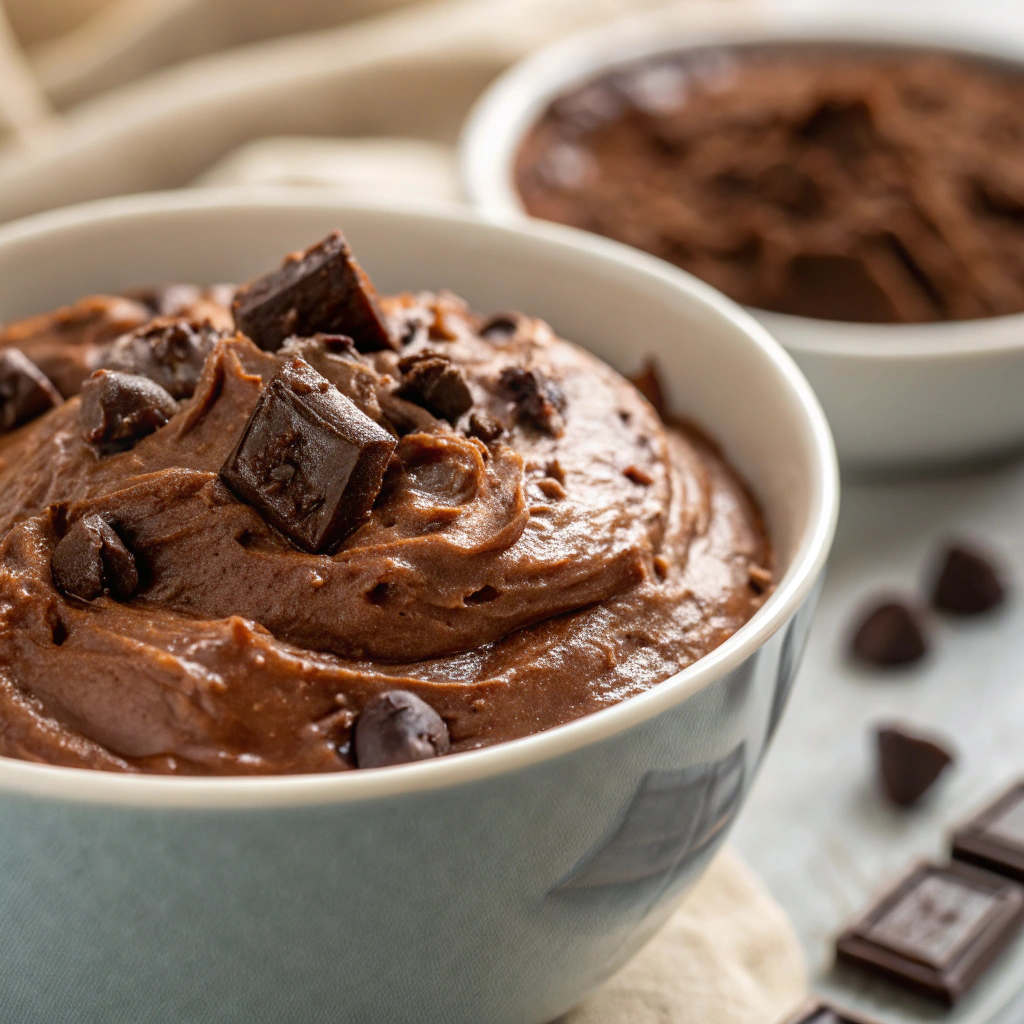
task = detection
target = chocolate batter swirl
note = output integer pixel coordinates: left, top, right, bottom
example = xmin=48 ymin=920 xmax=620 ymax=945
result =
xmin=0 ymin=235 xmax=770 ymax=775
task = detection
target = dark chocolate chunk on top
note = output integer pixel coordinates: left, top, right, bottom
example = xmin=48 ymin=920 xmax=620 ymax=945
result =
xmin=79 ymin=370 xmax=178 ymax=451
xmin=396 ymin=351 xmax=473 ymax=423
xmin=876 ymin=722 xmax=955 ymax=807
xmin=497 ymin=365 xmax=566 ymax=435
xmin=354 ymin=690 xmax=450 ymax=769
xmin=220 ymin=357 xmax=396 ymax=554
xmin=51 ymin=514 xmax=139 ymax=602
xmin=0 ymin=348 xmax=61 ymax=431
xmin=232 ymin=231 xmax=397 ymax=353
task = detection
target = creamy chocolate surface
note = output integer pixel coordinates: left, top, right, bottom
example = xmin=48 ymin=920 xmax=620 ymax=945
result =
xmin=0 ymin=239 xmax=770 ymax=775
xmin=517 ymin=50 xmax=1024 ymax=323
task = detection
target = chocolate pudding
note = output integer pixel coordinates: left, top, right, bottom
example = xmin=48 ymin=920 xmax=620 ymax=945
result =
xmin=0 ymin=232 xmax=771 ymax=775
xmin=516 ymin=49 xmax=1024 ymax=323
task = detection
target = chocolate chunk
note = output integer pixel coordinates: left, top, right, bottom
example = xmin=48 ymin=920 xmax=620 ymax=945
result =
xmin=51 ymin=515 xmax=139 ymax=601
xmin=0 ymin=349 xmax=61 ymax=431
xmin=396 ymin=351 xmax=473 ymax=422
xmin=232 ymin=231 xmax=397 ymax=353
xmin=220 ymin=357 xmax=396 ymax=554
xmin=480 ymin=313 xmax=522 ymax=341
xmin=354 ymin=690 xmax=450 ymax=769
xmin=931 ymin=542 xmax=1007 ymax=615
xmin=851 ymin=599 xmax=928 ymax=667
xmin=953 ymin=783 xmax=1024 ymax=883
xmin=629 ymin=359 xmax=666 ymax=419
xmin=836 ymin=860 xmax=1024 ymax=1005
xmin=467 ymin=410 xmax=504 ymax=443
xmin=876 ymin=723 xmax=955 ymax=806
xmin=100 ymin=318 xmax=225 ymax=399
xmin=781 ymin=1000 xmax=884 ymax=1024
xmin=79 ymin=370 xmax=178 ymax=452
xmin=497 ymin=365 xmax=566 ymax=435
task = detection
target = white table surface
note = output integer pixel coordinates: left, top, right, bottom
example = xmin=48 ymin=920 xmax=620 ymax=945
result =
xmin=734 ymin=455 xmax=1024 ymax=1023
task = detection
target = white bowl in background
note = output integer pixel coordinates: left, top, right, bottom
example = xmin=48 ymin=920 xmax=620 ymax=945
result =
xmin=0 ymin=190 xmax=837 ymax=1024
xmin=460 ymin=5 xmax=1024 ymax=474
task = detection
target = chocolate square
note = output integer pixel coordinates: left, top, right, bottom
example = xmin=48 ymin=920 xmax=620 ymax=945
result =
xmin=835 ymin=860 xmax=1024 ymax=1005
xmin=781 ymin=999 xmax=883 ymax=1024
xmin=220 ymin=357 xmax=396 ymax=554
xmin=232 ymin=231 xmax=397 ymax=353
xmin=953 ymin=783 xmax=1024 ymax=883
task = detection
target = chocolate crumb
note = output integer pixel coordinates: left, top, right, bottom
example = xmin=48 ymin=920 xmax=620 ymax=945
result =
xmin=851 ymin=599 xmax=928 ymax=667
xmin=629 ymin=359 xmax=666 ymax=419
xmin=876 ymin=722 xmax=955 ymax=806
xmin=497 ymin=365 xmax=566 ymax=435
xmin=396 ymin=351 xmax=473 ymax=423
xmin=467 ymin=410 xmax=504 ymax=442
xmin=51 ymin=515 xmax=139 ymax=602
xmin=931 ymin=542 xmax=1007 ymax=616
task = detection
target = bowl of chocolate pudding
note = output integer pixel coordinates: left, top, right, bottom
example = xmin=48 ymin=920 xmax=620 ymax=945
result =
xmin=0 ymin=190 xmax=836 ymax=1024
xmin=461 ymin=7 xmax=1024 ymax=472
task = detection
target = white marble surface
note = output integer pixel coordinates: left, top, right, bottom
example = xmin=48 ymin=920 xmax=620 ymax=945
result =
xmin=734 ymin=455 xmax=1024 ymax=1022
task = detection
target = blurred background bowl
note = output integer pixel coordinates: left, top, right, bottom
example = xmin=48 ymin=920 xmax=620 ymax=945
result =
xmin=0 ymin=190 xmax=836 ymax=1024
xmin=460 ymin=5 xmax=1024 ymax=474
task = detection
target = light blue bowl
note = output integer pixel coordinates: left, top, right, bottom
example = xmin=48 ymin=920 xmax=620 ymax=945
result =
xmin=0 ymin=192 xmax=838 ymax=1024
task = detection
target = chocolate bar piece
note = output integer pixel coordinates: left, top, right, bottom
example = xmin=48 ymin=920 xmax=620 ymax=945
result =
xmin=836 ymin=860 xmax=1024 ymax=1005
xmin=953 ymin=783 xmax=1024 ymax=883
xmin=781 ymin=999 xmax=883 ymax=1024
xmin=232 ymin=231 xmax=397 ymax=353
xmin=220 ymin=357 xmax=396 ymax=554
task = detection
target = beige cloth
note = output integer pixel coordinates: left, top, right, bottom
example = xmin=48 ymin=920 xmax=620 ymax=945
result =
xmin=0 ymin=1 xmax=808 ymax=1020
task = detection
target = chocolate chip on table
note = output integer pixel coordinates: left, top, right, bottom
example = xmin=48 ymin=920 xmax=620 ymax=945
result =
xmin=353 ymin=690 xmax=450 ymax=769
xmin=876 ymin=723 xmax=955 ymax=807
xmin=99 ymin=318 xmax=226 ymax=399
xmin=396 ymin=351 xmax=473 ymax=423
xmin=51 ymin=515 xmax=139 ymax=601
xmin=931 ymin=542 xmax=1007 ymax=615
xmin=0 ymin=349 xmax=61 ymax=431
xmin=232 ymin=231 xmax=397 ymax=353
xmin=851 ymin=599 xmax=928 ymax=667
xmin=629 ymin=358 xmax=666 ymax=419
xmin=953 ymin=782 xmax=1024 ymax=883
xmin=781 ymin=999 xmax=884 ymax=1024
xmin=220 ymin=357 xmax=396 ymax=554
xmin=79 ymin=370 xmax=178 ymax=452
xmin=835 ymin=860 xmax=1024 ymax=1005
xmin=497 ymin=366 xmax=566 ymax=435
xmin=466 ymin=410 xmax=504 ymax=443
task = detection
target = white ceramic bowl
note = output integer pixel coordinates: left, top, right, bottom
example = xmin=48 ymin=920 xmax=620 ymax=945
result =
xmin=0 ymin=190 xmax=837 ymax=1024
xmin=460 ymin=5 xmax=1024 ymax=474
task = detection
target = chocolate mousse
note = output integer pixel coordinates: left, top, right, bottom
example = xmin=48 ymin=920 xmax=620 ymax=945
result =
xmin=516 ymin=49 xmax=1024 ymax=323
xmin=0 ymin=232 xmax=771 ymax=775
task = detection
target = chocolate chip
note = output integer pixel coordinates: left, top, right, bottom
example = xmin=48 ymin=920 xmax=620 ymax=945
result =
xmin=354 ymin=690 xmax=450 ymax=769
xmin=396 ymin=352 xmax=472 ymax=422
xmin=497 ymin=365 xmax=566 ymax=435
xmin=51 ymin=515 xmax=139 ymax=601
xmin=79 ymin=370 xmax=178 ymax=452
xmin=467 ymin=410 xmax=504 ymax=442
xmin=851 ymin=599 xmax=928 ymax=667
xmin=877 ymin=723 xmax=955 ymax=806
xmin=220 ymin=357 xmax=396 ymax=554
xmin=0 ymin=349 xmax=61 ymax=431
xmin=629 ymin=359 xmax=666 ymax=419
xmin=100 ymin=318 xmax=225 ymax=399
xmin=232 ymin=231 xmax=397 ymax=353
xmin=480 ymin=313 xmax=522 ymax=341
xmin=931 ymin=542 xmax=1007 ymax=615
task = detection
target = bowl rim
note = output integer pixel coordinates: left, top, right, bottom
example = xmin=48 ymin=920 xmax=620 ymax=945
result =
xmin=0 ymin=188 xmax=839 ymax=808
xmin=459 ymin=3 xmax=1024 ymax=360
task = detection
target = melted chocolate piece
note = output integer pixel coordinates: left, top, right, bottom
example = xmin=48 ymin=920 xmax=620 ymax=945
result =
xmin=931 ymin=543 xmax=1007 ymax=615
xmin=467 ymin=410 xmax=504 ymax=443
xmin=100 ymin=318 xmax=227 ymax=399
xmin=953 ymin=783 xmax=1024 ymax=883
xmin=851 ymin=600 xmax=928 ymax=667
xmin=497 ymin=365 xmax=566 ymax=435
xmin=876 ymin=723 xmax=954 ymax=807
xmin=396 ymin=351 xmax=473 ymax=423
xmin=0 ymin=349 xmax=61 ymax=431
xmin=51 ymin=515 xmax=139 ymax=601
xmin=220 ymin=357 xmax=396 ymax=554
xmin=354 ymin=690 xmax=450 ymax=768
xmin=232 ymin=231 xmax=397 ymax=353
xmin=836 ymin=861 xmax=1024 ymax=1005
xmin=781 ymin=1001 xmax=883 ymax=1024
xmin=79 ymin=370 xmax=178 ymax=452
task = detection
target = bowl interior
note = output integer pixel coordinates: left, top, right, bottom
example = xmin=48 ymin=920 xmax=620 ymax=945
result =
xmin=0 ymin=191 xmax=837 ymax=800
